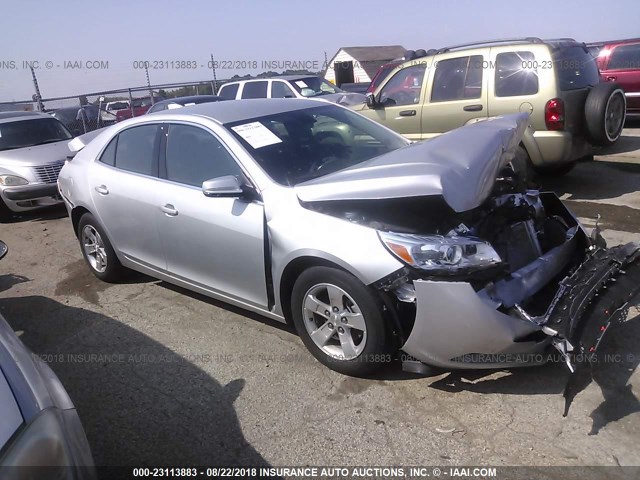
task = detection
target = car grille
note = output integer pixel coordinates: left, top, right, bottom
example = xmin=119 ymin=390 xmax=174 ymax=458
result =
xmin=33 ymin=161 xmax=64 ymax=184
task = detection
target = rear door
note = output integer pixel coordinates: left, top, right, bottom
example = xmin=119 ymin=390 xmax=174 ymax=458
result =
xmin=156 ymin=122 xmax=268 ymax=308
xmin=420 ymin=49 xmax=489 ymax=138
xmin=601 ymin=42 xmax=640 ymax=113
xmin=90 ymin=124 xmax=166 ymax=270
xmin=358 ymin=63 xmax=427 ymax=141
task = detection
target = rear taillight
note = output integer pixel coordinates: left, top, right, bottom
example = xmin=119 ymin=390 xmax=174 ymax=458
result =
xmin=545 ymin=98 xmax=565 ymax=131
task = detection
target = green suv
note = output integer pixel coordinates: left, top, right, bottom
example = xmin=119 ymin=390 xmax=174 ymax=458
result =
xmin=354 ymin=38 xmax=626 ymax=176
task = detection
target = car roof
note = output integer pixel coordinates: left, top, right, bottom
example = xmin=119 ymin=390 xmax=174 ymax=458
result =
xmin=587 ymin=37 xmax=640 ymax=48
xmin=224 ymin=75 xmax=317 ymax=85
xmin=154 ymin=95 xmax=224 ymax=106
xmin=149 ymin=98 xmax=330 ymax=124
xmin=0 ymin=111 xmax=50 ymax=124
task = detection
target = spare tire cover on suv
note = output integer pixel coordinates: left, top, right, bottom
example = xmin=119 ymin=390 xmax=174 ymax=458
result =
xmin=585 ymin=83 xmax=626 ymax=146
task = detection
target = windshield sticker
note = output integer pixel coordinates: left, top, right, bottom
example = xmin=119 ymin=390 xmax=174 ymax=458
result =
xmin=231 ymin=122 xmax=282 ymax=149
xmin=295 ymin=80 xmax=308 ymax=88
xmin=167 ymin=104 xmax=183 ymax=109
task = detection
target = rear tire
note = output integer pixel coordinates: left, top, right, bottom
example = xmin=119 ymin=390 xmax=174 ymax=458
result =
xmin=291 ymin=266 xmax=391 ymax=376
xmin=77 ymin=213 xmax=126 ymax=283
xmin=585 ymin=83 xmax=626 ymax=146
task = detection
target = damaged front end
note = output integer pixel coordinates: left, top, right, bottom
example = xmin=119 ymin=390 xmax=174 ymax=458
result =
xmin=297 ymin=113 xmax=640 ymax=413
xmin=373 ymin=187 xmax=640 ymax=414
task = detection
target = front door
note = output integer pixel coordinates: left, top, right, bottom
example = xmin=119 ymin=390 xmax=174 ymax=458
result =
xmin=358 ymin=63 xmax=427 ymax=141
xmin=157 ymin=123 xmax=268 ymax=308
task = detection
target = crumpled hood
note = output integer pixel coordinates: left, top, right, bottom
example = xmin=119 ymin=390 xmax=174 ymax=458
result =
xmin=319 ymin=92 xmax=367 ymax=106
xmin=0 ymin=139 xmax=71 ymax=167
xmin=295 ymin=113 xmax=529 ymax=212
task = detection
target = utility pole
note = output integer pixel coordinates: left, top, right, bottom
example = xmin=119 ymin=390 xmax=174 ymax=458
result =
xmin=29 ymin=65 xmax=44 ymax=112
xmin=324 ymin=51 xmax=329 ymax=74
xmin=145 ymin=63 xmax=154 ymax=104
xmin=210 ymin=54 xmax=218 ymax=94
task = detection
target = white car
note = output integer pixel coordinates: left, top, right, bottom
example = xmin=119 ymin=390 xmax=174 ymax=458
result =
xmin=218 ymin=75 xmax=365 ymax=106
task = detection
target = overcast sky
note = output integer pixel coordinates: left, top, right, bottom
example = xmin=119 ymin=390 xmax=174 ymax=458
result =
xmin=1 ymin=0 xmax=638 ymax=103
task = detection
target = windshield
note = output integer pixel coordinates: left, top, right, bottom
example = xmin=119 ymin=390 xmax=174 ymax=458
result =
xmin=107 ymin=102 xmax=129 ymax=110
xmin=0 ymin=118 xmax=73 ymax=151
xmin=225 ymin=104 xmax=407 ymax=186
xmin=290 ymin=77 xmax=343 ymax=97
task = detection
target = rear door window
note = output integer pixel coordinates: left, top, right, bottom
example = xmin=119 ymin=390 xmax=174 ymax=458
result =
xmin=241 ymin=81 xmax=268 ymax=99
xmin=99 ymin=137 xmax=117 ymax=166
xmin=553 ymin=46 xmax=600 ymax=90
xmin=219 ymin=83 xmax=239 ymax=100
xmin=495 ymin=51 xmax=539 ymax=97
xmin=607 ymin=43 xmax=640 ymax=70
xmin=431 ymin=55 xmax=483 ymax=102
xmin=114 ymin=125 xmax=159 ymax=176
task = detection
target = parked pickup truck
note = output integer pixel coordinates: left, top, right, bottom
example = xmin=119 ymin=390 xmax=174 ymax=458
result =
xmin=115 ymin=96 xmax=164 ymax=122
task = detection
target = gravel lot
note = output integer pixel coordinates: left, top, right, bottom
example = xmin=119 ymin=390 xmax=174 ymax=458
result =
xmin=1 ymin=125 xmax=639 ymax=469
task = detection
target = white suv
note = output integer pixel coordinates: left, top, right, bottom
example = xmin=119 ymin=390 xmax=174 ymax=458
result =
xmin=218 ymin=75 xmax=365 ymax=105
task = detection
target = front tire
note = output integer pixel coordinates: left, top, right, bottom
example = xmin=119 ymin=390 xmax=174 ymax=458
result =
xmin=77 ymin=213 xmax=126 ymax=282
xmin=533 ymin=161 xmax=576 ymax=177
xmin=0 ymin=198 xmax=15 ymax=223
xmin=291 ymin=266 xmax=391 ymax=376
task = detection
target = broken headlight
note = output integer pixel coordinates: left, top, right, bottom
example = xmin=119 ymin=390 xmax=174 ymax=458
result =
xmin=378 ymin=231 xmax=502 ymax=272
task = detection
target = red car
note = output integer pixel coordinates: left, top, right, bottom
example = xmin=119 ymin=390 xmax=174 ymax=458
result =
xmin=115 ymin=96 xmax=164 ymax=122
xmin=589 ymin=38 xmax=640 ymax=117
xmin=366 ymin=61 xmax=402 ymax=94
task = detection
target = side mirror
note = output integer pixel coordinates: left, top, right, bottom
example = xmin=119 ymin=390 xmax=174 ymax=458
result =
xmin=366 ymin=92 xmax=380 ymax=109
xmin=0 ymin=241 xmax=7 ymax=260
xmin=202 ymin=175 xmax=244 ymax=198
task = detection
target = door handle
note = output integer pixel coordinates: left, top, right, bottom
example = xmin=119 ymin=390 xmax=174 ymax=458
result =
xmin=606 ymin=76 xmax=617 ymax=82
xmin=463 ymin=104 xmax=483 ymax=112
xmin=94 ymin=185 xmax=109 ymax=195
xmin=160 ymin=204 xmax=178 ymax=216
xmin=399 ymin=110 xmax=416 ymax=117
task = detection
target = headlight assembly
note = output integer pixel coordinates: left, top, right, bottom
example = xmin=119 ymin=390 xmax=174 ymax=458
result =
xmin=379 ymin=231 xmax=502 ymax=272
xmin=0 ymin=175 xmax=29 ymax=186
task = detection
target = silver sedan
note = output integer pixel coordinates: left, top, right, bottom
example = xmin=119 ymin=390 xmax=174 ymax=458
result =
xmin=57 ymin=99 xmax=640 ymax=382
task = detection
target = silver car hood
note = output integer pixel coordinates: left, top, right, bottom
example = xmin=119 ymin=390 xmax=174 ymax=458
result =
xmin=0 ymin=140 xmax=71 ymax=167
xmin=295 ymin=113 xmax=529 ymax=213
xmin=318 ymin=92 xmax=367 ymax=106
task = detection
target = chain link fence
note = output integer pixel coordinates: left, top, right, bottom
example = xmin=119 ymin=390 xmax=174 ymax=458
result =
xmin=0 ymin=80 xmax=222 ymax=136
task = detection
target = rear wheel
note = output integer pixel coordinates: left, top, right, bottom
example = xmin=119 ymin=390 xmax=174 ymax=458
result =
xmin=585 ymin=83 xmax=626 ymax=146
xmin=77 ymin=213 xmax=126 ymax=282
xmin=291 ymin=266 xmax=391 ymax=376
